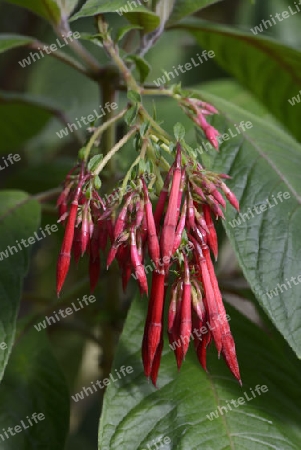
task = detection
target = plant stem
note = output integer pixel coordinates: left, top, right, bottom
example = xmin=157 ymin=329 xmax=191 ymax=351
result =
xmin=83 ymin=108 xmax=127 ymax=162
xmin=92 ymin=127 xmax=138 ymax=176
xmin=141 ymin=107 xmax=172 ymax=141
xmin=31 ymin=41 xmax=89 ymax=78
xmin=141 ymin=88 xmax=173 ymax=97
xmin=98 ymin=74 xmax=121 ymax=382
xmin=34 ymin=187 xmax=61 ymax=203
xmin=57 ymin=19 xmax=104 ymax=76
xmin=101 ymin=74 xmax=119 ymax=173
xmin=97 ymin=16 xmax=141 ymax=92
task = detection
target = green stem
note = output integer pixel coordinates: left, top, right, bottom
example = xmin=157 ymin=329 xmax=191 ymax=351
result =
xmin=141 ymin=88 xmax=173 ymax=96
xmin=121 ymin=154 xmax=141 ymax=195
xmin=92 ymin=127 xmax=138 ymax=176
xmin=141 ymin=107 xmax=172 ymax=141
xmin=34 ymin=187 xmax=61 ymax=203
xmin=57 ymin=19 xmax=103 ymax=76
xmin=101 ymin=75 xmax=119 ymax=173
xmin=30 ymin=41 xmax=89 ymax=78
xmin=83 ymin=108 xmax=127 ymax=162
xmin=99 ymin=74 xmax=122 ymax=382
xmin=97 ymin=16 xmax=140 ymax=92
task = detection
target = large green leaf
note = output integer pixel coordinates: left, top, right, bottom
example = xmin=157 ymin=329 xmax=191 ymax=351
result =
xmin=168 ymin=0 xmax=222 ymax=25
xmin=0 ymin=91 xmax=63 ymax=153
xmin=0 ymin=191 xmax=40 ymax=381
xmin=175 ymin=21 xmax=301 ymax=142
xmin=195 ymin=92 xmax=301 ymax=358
xmin=71 ymin=0 xmax=160 ymax=33
xmin=99 ymin=294 xmax=301 ymax=449
xmin=4 ymin=0 xmax=61 ymax=24
xmin=200 ymin=79 xmax=270 ymax=118
xmin=0 ymin=328 xmax=70 ymax=448
xmin=0 ymin=34 xmax=34 ymax=54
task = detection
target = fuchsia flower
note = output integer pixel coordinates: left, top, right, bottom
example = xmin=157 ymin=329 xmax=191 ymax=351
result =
xmin=142 ymin=144 xmax=241 ymax=386
xmin=56 ymin=99 xmax=241 ymax=387
xmin=180 ymin=97 xmax=220 ymax=150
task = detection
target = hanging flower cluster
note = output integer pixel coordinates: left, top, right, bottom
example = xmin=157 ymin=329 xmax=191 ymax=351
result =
xmin=56 ymin=164 xmax=111 ymax=295
xmin=56 ymin=95 xmax=241 ymax=387
xmin=142 ymin=144 xmax=241 ymax=386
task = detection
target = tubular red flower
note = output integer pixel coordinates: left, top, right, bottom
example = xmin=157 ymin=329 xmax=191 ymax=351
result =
xmin=186 ymin=190 xmax=196 ymax=231
xmin=72 ymin=227 xmax=82 ymax=264
xmin=160 ymin=144 xmax=182 ymax=271
xmin=142 ymin=269 xmax=165 ymax=378
xmin=150 ymin=336 xmax=163 ymax=387
xmin=202 ymin=204 xmax=218 ymax=260
xmin=153 ymin=167 xmax=173 ymax=230
xmin=196 ymin=326 xmax=211 ymax=372
xmin=191 ymin=281 xmax=205 ymax=322
xmin=56 ymin=200 xmax=78 ymax=296
xmin=190 ymin=236 xmax=223 ymax=355
xmin=113 ymin=193 xmax=133 ymax=240
xmin=203 ymin=244 xmax=241 ymax=383
xmin=172 ymin=199 xmax=187 ymax=254
xmin=130 ymin=227 xmax=148 ymax=295
xmin=142 ymin=180 xmax=160 ymax=268
xmin=220 ymin=182 xmax=240 ymax=211
xmin=180 ymin=256 xmax=192 ymax=359
xmin=168 ymin=282 xmax=178 ymax=333
xmin=81 ymin=204 xmax=90 ymax=256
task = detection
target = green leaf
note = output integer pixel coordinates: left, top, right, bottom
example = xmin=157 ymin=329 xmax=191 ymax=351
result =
xmin=196 ymin=91 xmax=301 ymax=358
xmin=127 ymin=90 xmax=142 ymax=103
xmin=4 ymin=0 xmax=61 ymax=24
xmin=0 ymin=328 xmax=70 ymax=448
xmin=174 ymin=122 xmax=185 ymax=140
xmin=124 ymin=103 xmax=139 ymax=126
xmin=115 ymin=24 xmax=142 ymax=43
xmin=0 ymin=34 xmax=34 ymax=54
xmin=0 ymin=191 xmax=40 ymax=382
xmin=200 ymin=79 xmax=270 ymax=118
xmin=88 ymin=154 xmax=103 ymax=172
xmin=0 ymin=91 xmax=63 ymax=153
xmin=93 ymin=175 xmax=102 ymax=189
xmin=176 ymin=21 xmax=301 ymax=141
xmin=99 ymin=294 xmax=301 ymax=449
xmin=168 ymin=0 xmax=221 ymax=25
xmin=71 ymin=0 xmax=160 ymax=32
xmin=124 ymin=10 xmax=160 ymax=34
xmin=126 ymin=55 xmax=151 ymax=83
